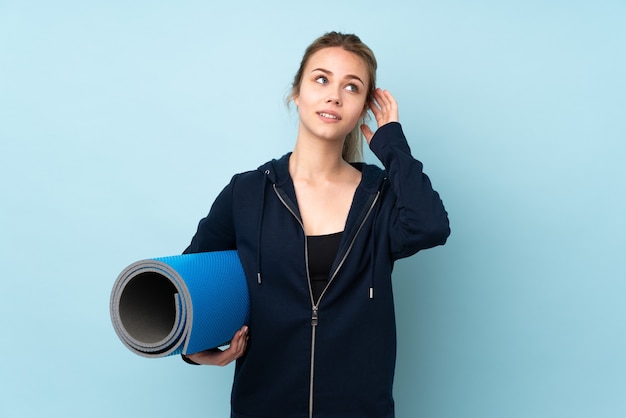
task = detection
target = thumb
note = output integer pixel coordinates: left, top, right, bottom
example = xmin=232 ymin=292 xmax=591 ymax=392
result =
xmin=360 ymin=124 xmax=374 ymax=144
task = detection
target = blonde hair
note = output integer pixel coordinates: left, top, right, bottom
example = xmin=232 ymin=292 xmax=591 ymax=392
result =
xmin=289 ymin=32 xmax=377 ymax=162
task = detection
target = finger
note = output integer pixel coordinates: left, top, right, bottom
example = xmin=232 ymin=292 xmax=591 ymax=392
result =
xmin=239 ymin=333 xmax=249 ymax=354
xmin=373 ymin=89 xmax=389 ymax=109
xmin=360 ymin=123 xmax=374 ymax=144
xmin=368 ymin=98 xmax=382 ymax=120
xmin=230 ymin=326 xmax=248 ymax=356
xmin=372 ymin=91 xmax=393 ymax=123
xmin=382 ymin=90 xmax=398 ymax=114
xmin=236 ymin=326 xmax=248 ymax=353
xmin=228 ymin=328 xmax=243 ymax=352
xmin=375 ymin=89 xmax=399 ymax=123
xmin=375 ymin=89 xmax=395 ymax=114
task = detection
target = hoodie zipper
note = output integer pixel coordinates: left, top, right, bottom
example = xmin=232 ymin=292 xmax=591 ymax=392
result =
xmin=272 ymin=184 xmax=380 ymax=418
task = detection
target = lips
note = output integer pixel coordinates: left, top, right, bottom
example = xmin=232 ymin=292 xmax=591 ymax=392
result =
xmin=317 ymin=111 xmax=341 ymax=121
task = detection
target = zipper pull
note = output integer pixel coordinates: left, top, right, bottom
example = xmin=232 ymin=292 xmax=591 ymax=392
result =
xmin=311 ymin=306 xmax=318 ymax=326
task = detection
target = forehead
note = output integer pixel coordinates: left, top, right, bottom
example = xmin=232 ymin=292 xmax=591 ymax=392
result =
xmin=304 ymin=47 xmax=369 ymax=83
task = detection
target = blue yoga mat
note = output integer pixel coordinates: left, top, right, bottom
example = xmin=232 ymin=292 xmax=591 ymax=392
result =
xmin=110 ymin=251 xmax=249 ymax=358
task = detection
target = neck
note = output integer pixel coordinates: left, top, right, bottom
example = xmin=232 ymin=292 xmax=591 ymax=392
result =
xmin=289 ymin=134 xmax=348 ymax=181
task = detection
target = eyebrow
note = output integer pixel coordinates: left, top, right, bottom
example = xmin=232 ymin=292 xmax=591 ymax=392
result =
xmin=311 ymin=68 xmax=365 ymax=85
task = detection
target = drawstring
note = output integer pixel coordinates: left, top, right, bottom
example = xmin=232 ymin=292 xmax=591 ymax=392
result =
xmin=256 ymin=169 xmax=270 ymax=284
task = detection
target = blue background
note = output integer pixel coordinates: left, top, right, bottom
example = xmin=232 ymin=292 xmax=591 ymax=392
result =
xmin=1 ymin=1 xmax=625 ymax=417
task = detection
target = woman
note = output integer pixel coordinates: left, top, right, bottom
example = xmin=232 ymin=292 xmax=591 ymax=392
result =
xmin=183 ymin=31 xmax=450 ymax=418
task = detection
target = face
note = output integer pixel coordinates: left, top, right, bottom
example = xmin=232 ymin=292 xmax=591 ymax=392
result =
xmin=293 ymin=47 xmax=369 ymax=143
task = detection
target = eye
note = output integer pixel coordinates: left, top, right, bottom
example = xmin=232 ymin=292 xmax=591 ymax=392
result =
xmin=345 ymin=83 xmax=359 ymax=93
xmin=315 ymin=76 xmax=328 ymax=84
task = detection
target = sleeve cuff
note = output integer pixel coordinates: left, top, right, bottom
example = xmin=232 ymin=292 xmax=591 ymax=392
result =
xmin=181 ymin=354 xmax=200 ymax=365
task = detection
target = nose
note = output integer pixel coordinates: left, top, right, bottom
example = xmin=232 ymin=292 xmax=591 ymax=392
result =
xmin=326 ymin=95 xmax=341 ymax=106
xmin=326 ymin=82 xmax=343 ymax=105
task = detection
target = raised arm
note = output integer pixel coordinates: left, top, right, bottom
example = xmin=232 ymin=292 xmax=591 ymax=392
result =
xmin=363 ymin=89 xmax=450 ymax=259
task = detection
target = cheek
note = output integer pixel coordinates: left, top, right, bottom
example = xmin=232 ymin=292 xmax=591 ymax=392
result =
xmin=349 ymin=98 xmax=368 ymax=120
xmin=295 ymin=88 xmax=318 ymax=110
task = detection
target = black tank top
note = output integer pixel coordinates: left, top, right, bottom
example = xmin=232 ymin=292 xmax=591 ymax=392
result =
xmin=307 ymin=231 xmax=343 ymax=304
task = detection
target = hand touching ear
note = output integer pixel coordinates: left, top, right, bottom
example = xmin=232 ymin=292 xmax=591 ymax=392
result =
xmin=361 ymin=88 xmax=399 ymax=144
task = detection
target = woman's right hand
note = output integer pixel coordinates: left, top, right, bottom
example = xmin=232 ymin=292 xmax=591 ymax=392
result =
xmin=185 ymin=325 xmax=249 ymax=366
xmin=360 ymin=88 xmax=399 ymax=144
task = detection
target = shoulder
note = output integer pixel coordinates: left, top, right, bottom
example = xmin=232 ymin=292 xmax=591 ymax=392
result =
xmin=227 ymin=152 xmax=288 ymax=190
xmin=351 ymin=161 xmax=386 ymax=193
xmin=232 ymin=169 xmax=264 ymax=185
xmin=227 ymin=152 xmax=289 ymax=196
xmin=220 ymin=170 xmax=265 ymax=206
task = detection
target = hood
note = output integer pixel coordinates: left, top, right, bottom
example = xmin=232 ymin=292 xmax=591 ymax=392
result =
xmin=254 ymin=152 xmax=387 ymax=300
xmin=257 ymin=152 xmax=387 ymax=192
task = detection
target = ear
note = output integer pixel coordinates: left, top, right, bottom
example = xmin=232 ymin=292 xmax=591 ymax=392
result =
xmin=293 ymin=93 xmax=299 ymax=107
xmin=361 ymin=101 xmax=370 ymax=117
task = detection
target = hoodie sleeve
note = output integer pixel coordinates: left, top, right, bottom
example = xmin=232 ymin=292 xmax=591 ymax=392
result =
xmin=369 ymin=122 xmax=450 ymax=260
xmin=183 ymin=176 xmax=237 ymax=254
xmin=180 ymin=178 xmax=237 ymax=364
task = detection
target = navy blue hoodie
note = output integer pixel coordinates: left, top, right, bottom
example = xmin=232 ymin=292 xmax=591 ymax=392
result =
xmin=184 ymin=122 xmax=450 ymax=418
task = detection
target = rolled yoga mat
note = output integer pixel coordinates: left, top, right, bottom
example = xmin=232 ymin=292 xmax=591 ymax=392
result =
xmin=110 ymin=250 xmax=249 ymax=358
